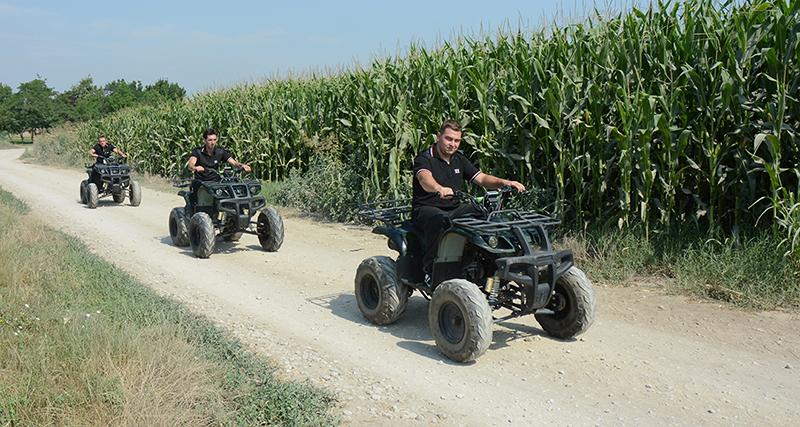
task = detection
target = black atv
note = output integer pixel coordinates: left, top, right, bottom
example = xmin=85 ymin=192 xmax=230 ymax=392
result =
xmin=169 ymin=166 xmax=284 ymax=258
xmin=355 ymin=187 xmax=596 ymax=362
xmin=80 ymin=156 xmax=141 ymax=209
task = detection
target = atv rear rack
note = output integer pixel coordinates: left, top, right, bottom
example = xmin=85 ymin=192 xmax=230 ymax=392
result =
xmin=173 ymin=179 xmax=192 ymax=188
xmin=357 ymin=198 xmax=412 ymax=226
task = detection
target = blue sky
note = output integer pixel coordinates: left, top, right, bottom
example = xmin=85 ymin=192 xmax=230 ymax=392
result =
xmin=1 ymin=1 xmax=636 ymax=96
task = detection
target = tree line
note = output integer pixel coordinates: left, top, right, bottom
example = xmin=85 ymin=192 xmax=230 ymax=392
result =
xmin=0 ymin=76 xmax=185 ymax=143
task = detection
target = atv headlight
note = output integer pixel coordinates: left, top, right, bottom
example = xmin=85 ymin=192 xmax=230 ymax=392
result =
xmin=214 ymin=188 xmax=226 ymax=197
xmin=486 ymin=235 xmax=499 ymax=248
xmin=249 ymin=184 xmax=261 ymax=195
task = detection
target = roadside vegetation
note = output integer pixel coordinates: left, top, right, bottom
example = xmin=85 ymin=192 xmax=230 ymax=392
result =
xmin=0 ymin=76 xmax=186 ymax=145
xmin=0 ymin=185 xmax=339 ymax=426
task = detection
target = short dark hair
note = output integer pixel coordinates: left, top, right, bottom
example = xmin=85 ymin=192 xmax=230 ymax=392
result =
xmin=439 ymin=119 xmax=462 ymax=134
xmin=202 ymin=128 xmax=218 ymax=139
xmin=98 ymin=135 xmax=107 ymax=141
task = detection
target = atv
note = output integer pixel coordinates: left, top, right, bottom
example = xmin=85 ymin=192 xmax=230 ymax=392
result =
xmin=80 ymin=156 xmax=141 ymax=209
xmin=169 ymin=166 xmax=284 ymax=258
xmin=355 ymin=187 xmax=596 ymax=362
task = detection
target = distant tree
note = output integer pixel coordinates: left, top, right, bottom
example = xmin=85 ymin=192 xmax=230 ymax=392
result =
xmin=103 ymin=79 xmax=144 ymax=113
xmin=0 ymin=83 xmax=21 ymax=137
xmin=12 ymin=78 xmax=62 ymax=144
xmin=143 ymin=78 xmax=186 ymax=105
xmin=60 ymin=76 xmax=104 ymax=122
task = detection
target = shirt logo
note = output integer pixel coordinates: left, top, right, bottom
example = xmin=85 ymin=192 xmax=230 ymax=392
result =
xmin=454 ymin=168 xmax=460 ymax=174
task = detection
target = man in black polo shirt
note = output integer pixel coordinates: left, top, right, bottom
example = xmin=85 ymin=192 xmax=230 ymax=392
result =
xmin=88 ymin=135 xmax=127 ymax=186
xmin=187 ymin=128 xmax=251 ymax=202
xmin=412 ymin=119 xmax=526 ymax=274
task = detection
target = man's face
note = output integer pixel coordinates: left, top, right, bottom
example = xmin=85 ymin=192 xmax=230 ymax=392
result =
xmin=436 ymin=128 xmax=462 ymax=158
xmin=204 ymin=134 xmax=218 ymax=151
xmin=98 ymin=137 xmax=107 ymax=147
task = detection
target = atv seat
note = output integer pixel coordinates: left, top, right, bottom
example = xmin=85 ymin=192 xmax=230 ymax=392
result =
xmin=400 ymin=220 xmax=425 ymax=245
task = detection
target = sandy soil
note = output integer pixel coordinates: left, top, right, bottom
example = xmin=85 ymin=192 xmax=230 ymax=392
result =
xmin=1 ymin=148 xmax=799 ymax=427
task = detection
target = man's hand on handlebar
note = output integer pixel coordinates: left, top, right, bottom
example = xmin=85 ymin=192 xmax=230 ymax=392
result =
xmin=436 ymin=187 xmax=455 ymax=199
xmin=504 ymin=181 xmax=526 ymax=193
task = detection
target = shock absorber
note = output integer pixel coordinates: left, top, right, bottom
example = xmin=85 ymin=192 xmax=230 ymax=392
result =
xmin=485 ymin=274 xmax=500 ymax=303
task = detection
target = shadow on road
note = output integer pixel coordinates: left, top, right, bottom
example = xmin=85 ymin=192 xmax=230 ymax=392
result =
xmin=307 ymin=291 xmax=566 ymax=363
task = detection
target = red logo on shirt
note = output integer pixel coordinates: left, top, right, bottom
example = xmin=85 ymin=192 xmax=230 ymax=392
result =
xmin=454 ymin=168 xmax=460 ymax=174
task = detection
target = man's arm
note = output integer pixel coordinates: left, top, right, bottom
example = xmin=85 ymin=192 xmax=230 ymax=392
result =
xmin=473 ymin=173 xmax=526 ymax=192
xmin=89 ymin=148 xmax=97 ymax=159
xmin=227 ymin=157 xmax=251 ymax=172
xmin=188 ymin=156 xmax=203 ymax=173
xmin=113 ymin=147 xmax=127 ymax=158
xmin=416 ymin=170 xmax=453 ymax=198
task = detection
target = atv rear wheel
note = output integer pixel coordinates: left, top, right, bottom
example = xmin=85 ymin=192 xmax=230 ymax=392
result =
xmin=256 ymin=207 xmax=284 ymax=251
xmin=189 ymin=212 xmax=215 ymax=258
xmin=354 ymin=256 xmax=408 ymax=325
xmin=129 ymin=181 xmax=142 ymax=206
xmin=86 ymin=183 xmax=99 ymax=209
xmin=169 ymin=207 xmax=190 ymax=247
xmin=80 ymin=180 xmax=88 ymax=204
xmin=429 ymin=279 xmax=492 ymax=363
xmin=534 ymin=266 xmax=596 ymax=339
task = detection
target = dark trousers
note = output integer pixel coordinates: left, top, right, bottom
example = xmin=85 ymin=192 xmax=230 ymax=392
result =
xmin=412 ymin=203 xmax=480 ymax=272
xmin=190 ymin=179 xmax=202 ymax=204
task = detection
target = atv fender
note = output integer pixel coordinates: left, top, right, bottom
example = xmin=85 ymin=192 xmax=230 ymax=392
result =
xmin=372 ymin=225 xmax=410 ymax=255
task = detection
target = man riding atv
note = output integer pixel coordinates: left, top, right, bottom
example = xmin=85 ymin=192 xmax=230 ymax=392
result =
xmin=81 ymin=135 xmax=140 ymax=208
xmin=188 ymin=128 xmax=251 ymax=198
xmin=88 ymin=135 xmax=127 ymax=187
xmin=168 ymin=127 xmax=284 ymax=258
xmin=354 ymin=120 xmax=596 ymax=362
xmin=412 ymin=119 xmax=525 ymax=278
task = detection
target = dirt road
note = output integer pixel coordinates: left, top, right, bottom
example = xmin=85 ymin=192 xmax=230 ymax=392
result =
xmin=1 ymin=148 xmax=798 ymax=426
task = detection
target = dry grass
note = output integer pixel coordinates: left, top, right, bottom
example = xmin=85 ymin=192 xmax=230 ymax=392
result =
xmin=0 ymin=186 xmax=338 ymax=426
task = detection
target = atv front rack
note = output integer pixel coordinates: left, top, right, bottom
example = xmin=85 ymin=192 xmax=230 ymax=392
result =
xmin=357 ymin=198 xmax=412 ymax=226
xmin=452 ymin=210 xmax=561 ymax=233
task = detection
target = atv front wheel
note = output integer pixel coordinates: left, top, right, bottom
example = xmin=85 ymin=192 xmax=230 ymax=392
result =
xmin=534 ymin=266 xmax=596 ymax=339
xmin=129 ymin=181 xmax=142 ymax=206
xmin=429 ymin=279 xmax=492 ymax=363
xmin=354 ymin=256 xmax=408 ymax=325
xmin=86 ymin=183 xmax=99 ymax=209
xmin=256 ymin=207 xmax=284 ymax=251
xmin=80 ymin=180 xmax=88 ymax=204
xmin=189 ymin=212 xmax=215 ymax=258
xmin=169 ymin=207 xmax=190 ymax=247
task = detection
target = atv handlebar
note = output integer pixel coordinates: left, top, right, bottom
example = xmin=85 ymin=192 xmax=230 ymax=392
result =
xmin=85 ymin=156 xmax=126 ymax=169
xmin=451 ymin=185 xmax=519 ymax=218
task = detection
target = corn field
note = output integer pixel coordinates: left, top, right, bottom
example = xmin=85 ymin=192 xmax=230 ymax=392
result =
xmin=76 ymin=0 xmax=799 ymax=242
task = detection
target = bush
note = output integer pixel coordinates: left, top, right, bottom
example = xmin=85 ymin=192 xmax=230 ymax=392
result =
xmin=22 ymin=125 xmax=85 ymax=168
xmin=275 ymin=154 xmax=365 ymax=222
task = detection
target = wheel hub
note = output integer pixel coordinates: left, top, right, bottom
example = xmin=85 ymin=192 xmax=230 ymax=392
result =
xmin=439 ymin=302 xmax=465 ymax=344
